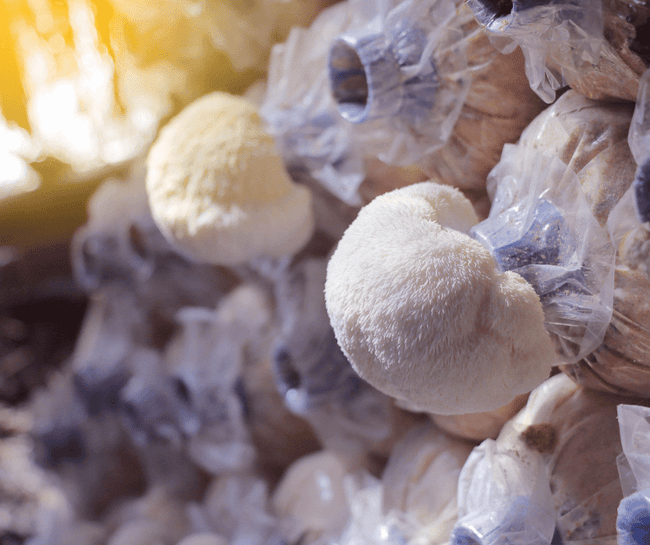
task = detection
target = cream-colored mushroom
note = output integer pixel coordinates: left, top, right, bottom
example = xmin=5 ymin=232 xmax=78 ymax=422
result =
xmin=325 ymin=181 xmax=557 ymax=415
xmin=146 ymin=91 xmax=314 ymax=266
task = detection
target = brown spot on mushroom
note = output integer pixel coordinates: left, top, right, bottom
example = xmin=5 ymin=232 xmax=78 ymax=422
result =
xmin=522 ymin=423 xmax=557 ymax=453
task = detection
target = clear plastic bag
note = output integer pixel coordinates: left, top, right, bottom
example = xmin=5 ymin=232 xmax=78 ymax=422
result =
xmin=71 ymin=172 xmax=159 ymax=292
xmin=70 ymin=289 xmax=139 ymax=417
xmin=271 ymin=450 xmax=351 ymax=545
xmin=273 ymin=257 xmax=393 ymax=459
xmin=465 ymin=0 xmax=603 ymax=103
xmin=453 ymin=374 xmax=627 ymax=545
xmin=260 ymin=0 xmax=471 ymax=205
xmin=451 ymin=422 xmax=555 ymax=545
xmin=191 ymin=474 xmax=283 ymax=545
xmin=627 ymin=68 xmax=650 ymax=224
xmin=471 ymin=144 xmax=616 ymax=363
xmin=155 ymin=286 xmax=269 ymax=474
xmin=604 ymin=66 xmax=650 ymax=295
xmin=615 ymin=405 xmax=650 ymax=545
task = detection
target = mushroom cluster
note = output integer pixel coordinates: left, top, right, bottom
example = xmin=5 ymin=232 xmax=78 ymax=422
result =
xmin=4 ymin=0 xmax=650 ymax=544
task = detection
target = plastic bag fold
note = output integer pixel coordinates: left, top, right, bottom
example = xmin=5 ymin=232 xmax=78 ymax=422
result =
xmin=471 ymin=144 xmax=616 ymax=363
xmin=261 ymin=0 xmax=471 ymax=205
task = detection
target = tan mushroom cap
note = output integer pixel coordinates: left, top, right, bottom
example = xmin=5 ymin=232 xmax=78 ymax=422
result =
xmin=325 ymin=181 xmax=557 ymax=415
xmin=146 ymin=91 xmax=314 ymax=266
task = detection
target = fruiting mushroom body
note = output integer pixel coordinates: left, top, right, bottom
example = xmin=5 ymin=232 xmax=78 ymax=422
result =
xmin=325 ymin=181 xmax=557 ymax=415
xmin=146 ymin=92 xmax=314 ymax=266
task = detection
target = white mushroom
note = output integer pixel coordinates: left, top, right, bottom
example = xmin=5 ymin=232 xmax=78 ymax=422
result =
xmin=146 ymin=91 xmax=314 ymax=266
xmin=325 ymin=181 xmax=557 ymax=415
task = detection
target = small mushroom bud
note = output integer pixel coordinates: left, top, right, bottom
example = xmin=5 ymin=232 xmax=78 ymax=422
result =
xmin=325 ymin=181 xmax=557 ymax=415
xmin=146 ymin=92 xmax=315 ymax=266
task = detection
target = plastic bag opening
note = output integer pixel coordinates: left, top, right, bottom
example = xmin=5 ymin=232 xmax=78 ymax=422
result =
xmin=471 ymin=145 xmax=615 ymax=363
xmin=466 ymin=0 xmax=603 ymax=103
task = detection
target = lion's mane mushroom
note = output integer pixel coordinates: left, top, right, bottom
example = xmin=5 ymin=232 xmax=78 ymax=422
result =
xmin=146 ymin=91 xmax=314 ymax=266
xmin=325 ymin=181 xmax=557 ymax=415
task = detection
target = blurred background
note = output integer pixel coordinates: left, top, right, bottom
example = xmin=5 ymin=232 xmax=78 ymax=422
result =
xmin=0 ymin=0 xmax=328 ymax=406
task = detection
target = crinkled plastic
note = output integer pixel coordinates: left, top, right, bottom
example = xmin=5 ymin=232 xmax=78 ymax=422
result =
xmin=71 ymin=173 xmax=159 ymax=292
xmin=451 ymin=438 xmax=555 ymax=545
xmin=628 ymin=69 xmax=650 ymax=168
xmin=616 ymin=405 xmax=650 ymax=545
xmin=471 ymin=144 xmax=616 ymax=363
xmin=618 ymin=490 xmax=650 ymax=545
xmin=166 ymin=307 xmax=256 ymax=474
xmin=121 ymin=286 xmax=269 ymax=475
xmin=453 ymin=374 xmax=628 ymax=545
xmin=381 ymin=423 xmax=473 ymax=545
xmin=71 ymin=169 xmax=235 ymax=349
xmin=628 ymin=68 xmax=650 ymax=223
xmin=616 ymin=405 xmax=650 ymax=495
xmin=69 ymin=174 xmax=255 ymax=476
xmin=328 ymin=0 xmax=469 ymax=144
xmin=29 ymin=370 xmax=149 ymax=520
xmin=608 ymin=176 xmax=650 ymax=278
xmin=497 ymin=90 xmax=650 ymax=397
xmin=277 ymin=425 xmax=468 ymax=545
xmin=191 ymin=474 xmax=284 ymax=545
xmin=70 ymin=289 xmax=138 ymax=416
xmin=466 ymin=0 xmax=603 ymax=103
xmin=602 ymin=69 xmax=650 ymax=296
xmin=273 ymin=258 xmax=393 ymax=459
xmin=261 ymin=2 xmax=364 ymax=205
xmin=332 ymin=474 xmax=406 ymax=545
xmin=260 ymin=0 xmax=470 ymax=205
